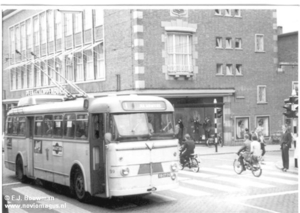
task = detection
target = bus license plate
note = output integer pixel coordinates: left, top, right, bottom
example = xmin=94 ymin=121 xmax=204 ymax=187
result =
xmin=158 ymin=172 xmax=171 ymax=178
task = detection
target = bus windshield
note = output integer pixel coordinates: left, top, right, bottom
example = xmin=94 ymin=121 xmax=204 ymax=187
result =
xmin=113 ymin=112 xmax=174 ymax=139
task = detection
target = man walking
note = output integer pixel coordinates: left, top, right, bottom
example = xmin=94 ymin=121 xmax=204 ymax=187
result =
xmin=281 ymin=124 xmax=293 ymax=172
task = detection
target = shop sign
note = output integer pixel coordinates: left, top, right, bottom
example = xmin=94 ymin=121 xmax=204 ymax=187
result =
xmin=26 ymin=87 xmax=65 ymax=96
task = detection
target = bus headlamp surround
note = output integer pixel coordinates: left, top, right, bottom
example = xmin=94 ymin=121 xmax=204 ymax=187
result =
xmin=171 ymin=163 xmax=178 ymax=172
xmin=120 ymin=168 xmax=130 ymax=176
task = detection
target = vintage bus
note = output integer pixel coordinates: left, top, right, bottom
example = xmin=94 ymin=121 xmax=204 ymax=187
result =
xmin=4 ymin=94 xmax=179 ymax=201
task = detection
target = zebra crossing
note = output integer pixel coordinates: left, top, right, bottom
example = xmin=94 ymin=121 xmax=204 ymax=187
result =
xmin=4 ymin=163 xmax=298 ymax=213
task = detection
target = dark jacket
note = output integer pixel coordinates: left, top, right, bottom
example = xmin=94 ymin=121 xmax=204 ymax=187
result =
xmin=182 ymin=139 xmax=195 ymax=154
xmin=281 ymin=131 xmax=292 ymax=149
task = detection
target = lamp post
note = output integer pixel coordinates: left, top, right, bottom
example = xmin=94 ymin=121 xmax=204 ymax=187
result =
xmin=214 ymin=99 xmax=218 ymax=152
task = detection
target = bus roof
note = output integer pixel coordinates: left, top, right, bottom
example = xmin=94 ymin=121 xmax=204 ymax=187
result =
xmin=7 ymin=95 xmax=174 ymax=116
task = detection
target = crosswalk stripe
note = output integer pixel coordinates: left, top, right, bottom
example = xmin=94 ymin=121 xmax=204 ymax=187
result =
xmin=149 ymin=193 xmax=177 ymax=202
xmin=182 ymin=179 xmax=239 ymax=192
xmin=211 ymin=176 xmax=274 ymax=189
xmin=246 ymin=175 xmax=298 ymax=185
xmin=13 ymin=186 xmax=91 ymax=213
xmin=179 ymin=170 xmax=218 ymax=178
xmin=199 ymin=167 xmax=234 ymax=175
xmin=217 ymin=165 xmax=298 ymax=179
xmin=170 ymin=186 xmax=211 ymax=197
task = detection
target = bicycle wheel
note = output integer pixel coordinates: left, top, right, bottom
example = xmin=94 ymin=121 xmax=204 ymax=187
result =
xmin=233 ymin=159 xmax=243 ymax=174
xmin=252 ymin=165 xmax=262 ymax=177
xmin=190 ymin=158 xmax=200 ymax=173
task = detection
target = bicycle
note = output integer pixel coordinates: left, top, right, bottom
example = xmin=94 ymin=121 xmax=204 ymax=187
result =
xmin=180 ymin=154 xmax=200 ymax=172
xmin=206 ymin=135 xmax=223 ymax=147
xmin=233 ymin=153 xmax=262 ymax=177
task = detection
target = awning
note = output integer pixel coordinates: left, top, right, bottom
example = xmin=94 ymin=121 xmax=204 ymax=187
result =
xmin=4 ymin=60 xmax=31 ymax=70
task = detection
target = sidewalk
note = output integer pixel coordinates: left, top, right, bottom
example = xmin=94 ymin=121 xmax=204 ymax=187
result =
xmin=195 ymin=144 xmax=298 ymax=174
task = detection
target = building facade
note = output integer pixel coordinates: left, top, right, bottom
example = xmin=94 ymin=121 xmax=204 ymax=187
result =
xmin=2 ymin=9 xmax=298 ymax=145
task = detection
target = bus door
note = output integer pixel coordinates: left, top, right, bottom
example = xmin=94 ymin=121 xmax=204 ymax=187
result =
xmin=90 ymin=114 xmax=106 ymax=195
xmin=26 ymin=116 xmax=34 ymax=177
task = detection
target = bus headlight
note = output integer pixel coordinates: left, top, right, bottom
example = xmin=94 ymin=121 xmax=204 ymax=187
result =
xmin=120 ymin=168 xmax=130 ymax=176
xmin=171 ymin=163 xmax=178 ymax=172
xmin=171 ymin=173 xmax=177 ymax=180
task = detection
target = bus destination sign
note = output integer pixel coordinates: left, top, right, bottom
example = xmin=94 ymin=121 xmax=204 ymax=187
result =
xmin=122 ymin=101 xmax=166 ymax=111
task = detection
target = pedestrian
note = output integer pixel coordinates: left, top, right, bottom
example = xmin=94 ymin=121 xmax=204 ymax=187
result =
xmin=175 ymin=119 xmax=184 ymax=145
xmin=245 ymin=128 xmax=252 ymax=140
xmin=280 ymin=124 xmax=293 ymax=172
xmin=250 ymin=134 xmax=261 ymax=166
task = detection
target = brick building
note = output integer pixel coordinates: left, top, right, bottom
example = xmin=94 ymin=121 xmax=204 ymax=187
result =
xmin=2 ymin=9 xmax=298 ymax=145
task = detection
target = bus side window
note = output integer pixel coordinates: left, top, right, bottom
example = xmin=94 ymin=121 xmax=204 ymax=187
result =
xmin=64 ymin=113 xmax=75 ymax=138
xmin=43 ymin=115 xmax=53 ymax=137
xmin=12 ymin=117 xmax=18 ymax=135
xmin=18 ymin=117 xmax=26 ymax=135
xmin=53 ymin=115 xmax=63 ymax=137
xmin=7 ymin=117 xmax=13 ymax=135
xmin=76 ymin=114 xmax=88 ymax=140
xmin=34 ymin=116 xmax=43 ymax=136
xmin=109 ymin=114 xmax=117 ymax=140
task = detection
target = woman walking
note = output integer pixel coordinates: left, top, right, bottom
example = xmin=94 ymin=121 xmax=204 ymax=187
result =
xmin=281 ymin=124 xmax=293 ymax=172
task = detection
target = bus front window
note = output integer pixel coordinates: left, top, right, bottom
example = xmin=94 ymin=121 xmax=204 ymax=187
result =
xmin=114 ymin=113 xmax=148 ymax=136
xmin=147 ymin=112 xmax=174 ymax=136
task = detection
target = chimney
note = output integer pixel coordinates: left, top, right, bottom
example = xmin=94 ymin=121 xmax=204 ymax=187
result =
xmin=277 ymin=26 xmax=283 ymax=35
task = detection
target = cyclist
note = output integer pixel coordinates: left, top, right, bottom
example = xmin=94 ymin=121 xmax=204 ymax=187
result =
xmin=250 ymin=135 xmax=261 ymax=166
xmin=236 ymin=134 xmax=252 ymax=171
xmin=180 ymin=134 xmax=195 ymax=165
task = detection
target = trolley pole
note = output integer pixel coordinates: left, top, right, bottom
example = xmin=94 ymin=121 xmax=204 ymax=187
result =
xmin=214 ymin=99 xmax=218 ymax=153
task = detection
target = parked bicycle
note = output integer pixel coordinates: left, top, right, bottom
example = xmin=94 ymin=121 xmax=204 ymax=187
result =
xmin=206 ymin=134 xmax=223 ymax=147
xmin=180 ymin=154 xmax=200 ymax=172
xmin=233 ymin=152 xmax=262 ymax=177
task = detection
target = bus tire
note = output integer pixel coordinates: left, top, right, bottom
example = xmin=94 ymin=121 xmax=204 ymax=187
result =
xmin=71 ymin=166 xmax=90 ymax=202
xmin=16 ymin=156 xmax=27 ymax=183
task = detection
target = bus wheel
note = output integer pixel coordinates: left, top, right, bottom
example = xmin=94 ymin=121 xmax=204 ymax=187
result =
xmin=73 ymin=167 xmax=90 ymax=202
xmin=16 ymin=156 xmax=27 ymax=183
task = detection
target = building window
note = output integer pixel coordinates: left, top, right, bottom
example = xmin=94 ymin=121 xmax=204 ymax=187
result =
xmin=55 ymin=11 xmax=62 ymax=39
xmin=55 ymin=58 xmax=63 ymax=83
xmin=75 ymin=52 xmax=84 ymax=81
xmin=255 ymin=116 xmax=270 ymax=137
xmin=26 ymin=19 xmax=32 ymax=50
xmin=65 ymin=13 xmax=73 ymax=36
xmin=11 ymin=69 xmax=16 ymax=90
xmin=226 ymin=64 xmax=233 ymax=75
xmin=74 ymin=13 xmax=83 ymax=33
xmin=215 ymin=9 xmax=221 ymax=15
xmin=234 ymin=9 xmax=241 ymax=17
xmin=23 ymin=66 xmax=27 ymax=89
xmin=21 ymin=24 xmax=26 ymax=53
xmin=95 ymin=43 xmax=105 ymax=79
xmin=84 ymin=10 xmax=92 ymax=29
xmin=84 ymin=49 xmax=94 ymax=80
xmin=47 ymin=10 xmax=54 ymax=42
xmin=15 ymin=26 xmax=21 ymax=52
xmin=216 ymin=64 xmax=223 ymax=75
xmin=216 ymin=37 xmax=222 ymax=48
xmin=33 ymin=16 xmax=39 ymax=47
xmin=236 ymin=117 xmax=249 ymax=140
xmin=225 ymin=38 xmax=232 ymax=49
xmin=10 ymin=28 xmax=15 ymax=64
xmin=167 ymin=33 xmax=193 ymax=73
xmin=94 ymin=10 xmax=104 ymax=41
xmin=225 ymin=9 xmax=232 ymax=16
xmin=65 ymin=55 xmax=74 ymax=81
xmin=235 ymin=64 xmax=242 ymax=75
xmin=292 ymin=81 xmax=298 ymax=96
xmin=235 ymin=38 xmax=242 ymax=49
xmin=40 ymin=12 xmax=47 ymax=44
xmin=17 ymin=68 xmax=22 ymax=89
xmin=257 ymin=85 xmax=267 ymax=103
xmin=27 ymin=64 xmax=33 ymax=88
xmin=255 ymin=34 xmax=264 ymax=52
